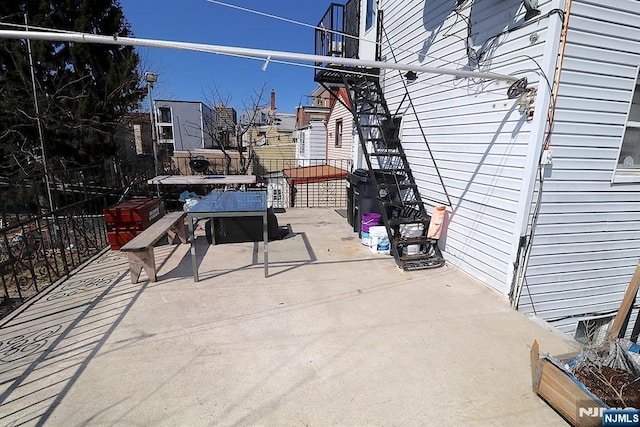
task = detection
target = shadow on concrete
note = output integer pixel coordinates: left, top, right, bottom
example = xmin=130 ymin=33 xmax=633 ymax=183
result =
xmin=0 ymin=252 xmax=149 ymax=425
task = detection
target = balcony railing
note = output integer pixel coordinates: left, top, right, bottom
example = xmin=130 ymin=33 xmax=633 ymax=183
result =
xmin=314 ymin=1 xmax=360 ymax=82
xmin=0 ymin=159 xmax=156 ymax=319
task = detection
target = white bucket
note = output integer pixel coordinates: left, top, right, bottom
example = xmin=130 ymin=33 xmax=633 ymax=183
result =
xmin=400 ymin=223 xmax=424 ymax=255
xmin=368 ymin=226 xmax=390 ymax=255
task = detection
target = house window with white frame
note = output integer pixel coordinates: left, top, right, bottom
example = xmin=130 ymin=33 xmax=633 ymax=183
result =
xmin=615 ymin=68 xmax=640 ymax=182
xmin=335 ymin=119 xmax=343 ymax=148
xmin=299 ymin=132 xmax=305 ymax=154
xmin=159 ymin=107 xmax=172 ymax=123
xmin=160 ymin=125 xmax=173 ymax=140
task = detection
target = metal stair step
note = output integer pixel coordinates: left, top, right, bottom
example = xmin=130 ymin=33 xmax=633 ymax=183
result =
xmin=357 ymin=111 xmax=386 ymax=116
xmin=393 ymin=236 xmax=437 ymax=245
xmin=376 ymin=167 xmax=411 ymax=173
xmin=368 ymin=139 xmax=402 ymax=147
xmin=400 ymin=256 xmax=446 ymax=271
xmin=388 ymin=217 xmax=430 ymax=227
xmin=369 ymin=151 xmax=403 ymax=157
xmin=378 ymin=183 xmax=417 ymax=190
xmin=382 ymin=200 xmax=422 ymax=208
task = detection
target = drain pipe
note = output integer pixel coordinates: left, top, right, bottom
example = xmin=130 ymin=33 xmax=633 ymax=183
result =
xmin=511 ymin=0 xmax=573 ymax=309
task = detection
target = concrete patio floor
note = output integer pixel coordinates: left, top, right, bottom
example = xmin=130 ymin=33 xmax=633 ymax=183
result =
xmin=0 ymin=208 xmax=579 ymax=426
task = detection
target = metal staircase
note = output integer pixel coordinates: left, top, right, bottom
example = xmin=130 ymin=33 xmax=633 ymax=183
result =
xmin=344 ymin=73 xmax=445 ymax=271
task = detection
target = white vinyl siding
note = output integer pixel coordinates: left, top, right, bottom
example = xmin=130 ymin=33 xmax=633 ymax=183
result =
xmin=327 ymin=98 xmax=353 ymax=160
xmin=296 ymin=122 xmax=327 ymax=167
xmin=380 ymin=0 xmax=550 ymax=292
xmin=518 ymin=0 xmax=640 ymax=337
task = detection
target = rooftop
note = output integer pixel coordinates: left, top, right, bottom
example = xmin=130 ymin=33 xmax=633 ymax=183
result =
xmin=0 ymin=208 xmax=578 ymax=426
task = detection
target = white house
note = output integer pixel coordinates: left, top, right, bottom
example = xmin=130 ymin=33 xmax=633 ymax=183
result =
xmin=295 ymin=87 xmax=331 ymax=166
xmin=295 ymin=122 xmax=326 ymax=167
xmin=315 ymin=0 xmax=640 ymax=339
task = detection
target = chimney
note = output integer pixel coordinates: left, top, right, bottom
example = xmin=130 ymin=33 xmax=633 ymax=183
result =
xmin=270 ymin=90 xmax=276 ymax=111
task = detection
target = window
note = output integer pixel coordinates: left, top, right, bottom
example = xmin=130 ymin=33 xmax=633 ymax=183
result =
xmin=299 ymin=132 xmax=306 ymax=154
xmin=273 ymin=189 xmax=283 ymax=204
xmin=365 ymin=0 xmax=375 ymax=31
xmin=160 ymin=125 xmax=173 ymax=140
xmin=159 ymin=107 xmax=172 ymax=123
xmin=335 ymin=119 xmax=343 ymax=148
xmin=615 ymin=68 xmax=640 ymax=182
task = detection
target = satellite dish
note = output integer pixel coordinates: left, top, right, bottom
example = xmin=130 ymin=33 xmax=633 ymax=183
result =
xmin=507 ymin=77 xmax=528 ymax=99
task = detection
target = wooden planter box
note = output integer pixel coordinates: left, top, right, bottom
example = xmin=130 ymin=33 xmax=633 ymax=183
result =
xmin=531 ymin=342 xmax=605 ymax=427
xmin=531 ymin=261 xmax=640 ymax=426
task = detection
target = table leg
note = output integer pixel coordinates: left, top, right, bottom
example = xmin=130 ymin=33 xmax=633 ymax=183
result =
xmin=190 ymin=217 xmax=199 ymax=282
xmin=263 ymin=211 xmax=268 ymax=278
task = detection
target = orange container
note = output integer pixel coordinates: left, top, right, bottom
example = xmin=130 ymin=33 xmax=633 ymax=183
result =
xmin=427 ymin=205 xmax=446 ymax=240
xmin=103 ymin=197 xmax=164 ymax=249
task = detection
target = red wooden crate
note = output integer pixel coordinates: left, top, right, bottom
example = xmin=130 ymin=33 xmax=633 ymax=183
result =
xmin=103 ymin=197 xmax=164 ymax=249
xmin=107 ymin=231 xmax=141 ymax=251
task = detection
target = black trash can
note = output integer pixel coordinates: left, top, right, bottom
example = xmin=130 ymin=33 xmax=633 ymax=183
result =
xmin=347 ymin=169 xmax=366 ymax=231
xmin=348 ymin=169 xmax=385 ymax=235
xmin=348 ymin=169 xmax=406 ymax=235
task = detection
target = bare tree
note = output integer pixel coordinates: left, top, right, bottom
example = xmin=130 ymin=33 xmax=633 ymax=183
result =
xmin=200 ymin=83 xmax=270 ymax=175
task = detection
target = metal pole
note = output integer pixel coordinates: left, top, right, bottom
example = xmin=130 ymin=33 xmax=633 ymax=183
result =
xmin=0 ymin=30 xmax=521 ymax=83
xmin=24 ymin=15 xmax=55 ymax=213
xmin=146 ymin=77 xmax=160 ymax=196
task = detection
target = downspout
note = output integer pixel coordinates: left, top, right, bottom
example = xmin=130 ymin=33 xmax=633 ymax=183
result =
xmin=510 ymin=0 xmax=573 ymax=308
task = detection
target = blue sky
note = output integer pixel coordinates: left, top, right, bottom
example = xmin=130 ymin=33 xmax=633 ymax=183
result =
xmin=119 ymin=0 xmax=335 ymax=113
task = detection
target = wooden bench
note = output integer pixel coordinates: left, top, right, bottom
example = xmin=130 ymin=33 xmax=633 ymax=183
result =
xmin=120 ymin=211 xmax=187 ymax=284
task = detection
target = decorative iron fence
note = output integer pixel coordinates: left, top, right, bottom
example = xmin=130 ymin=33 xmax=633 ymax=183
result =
xmin=0 ymin=158 xmax=155 ymax=319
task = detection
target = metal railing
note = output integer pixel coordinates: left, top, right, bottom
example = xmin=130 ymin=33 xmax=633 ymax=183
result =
xmin=255 ymin=158 xmax=351 ymax=209
xmin=159 ymin=157 xmax=352 ymax=209
xmin=0 ymin=158 xmax=155 ymax=319
xmin=314 ymin=0 xmax=360 ymax=80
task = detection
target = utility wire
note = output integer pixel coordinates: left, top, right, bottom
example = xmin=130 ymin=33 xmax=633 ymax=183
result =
xmin=204 ymin=0 xmax=462 ymax=68
xmin=381 ymin=24 xmax=453 ymax=208
xmin=0 ymin=20 xmax=77 ymax=33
